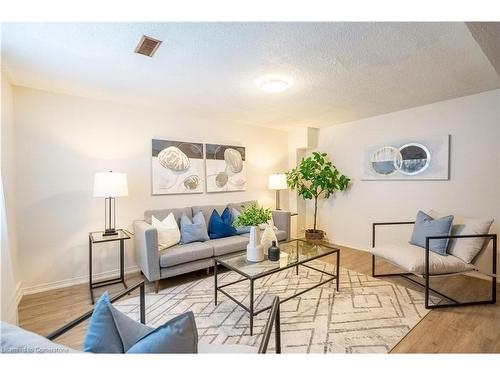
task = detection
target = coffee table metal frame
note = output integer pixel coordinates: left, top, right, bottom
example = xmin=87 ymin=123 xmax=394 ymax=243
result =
xmin=214 ymin=239 xmax=340 ymax=335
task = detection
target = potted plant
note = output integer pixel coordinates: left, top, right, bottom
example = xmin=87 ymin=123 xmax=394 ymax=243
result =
xmin=233 ymin=203 xmax=272 ymax=262
xmin=286 ymin=151 xmax=350 ymax=240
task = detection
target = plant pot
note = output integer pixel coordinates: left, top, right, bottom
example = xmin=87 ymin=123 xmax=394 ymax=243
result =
xmin=247 ymin=226 xmax=264 ymax=262
xmin=305 ymin=229 xmax=325 ymax=241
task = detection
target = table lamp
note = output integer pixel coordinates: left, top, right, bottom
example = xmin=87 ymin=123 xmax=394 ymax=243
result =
xmin=93 ymin=171 xmax=128 ymax=236
xmin=268 ymin=173 xmax=287 ymax=210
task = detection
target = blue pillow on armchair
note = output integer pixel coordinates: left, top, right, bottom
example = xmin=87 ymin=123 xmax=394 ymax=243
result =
xmin=409 ymin=210 xmax=454 ymax=255
xmin=208 ymin=208 xmax=237 ymax=239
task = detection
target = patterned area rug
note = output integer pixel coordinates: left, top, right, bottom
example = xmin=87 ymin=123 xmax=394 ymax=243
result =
xmin=116 ymin=261 xmax=437 ymax=353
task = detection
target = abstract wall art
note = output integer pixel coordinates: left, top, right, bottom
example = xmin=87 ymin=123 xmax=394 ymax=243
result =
xmin=152 ymin=139 xmax=204 ymax=194
xmin=205 ymin=144 xmax=247 ymax=192
xmin=362 ymin=135 xmax=450 ymax=180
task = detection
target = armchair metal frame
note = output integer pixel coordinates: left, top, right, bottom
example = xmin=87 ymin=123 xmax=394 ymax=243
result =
xmin=46 ymin=280 xmax=146 ymax=341
xmin=258 ymin=296 xmax=281 ymax=354
xmin=372 ymin=221 xmax=497 ymax=309
xmin=46 ymin=280 xmax=281 ymax=353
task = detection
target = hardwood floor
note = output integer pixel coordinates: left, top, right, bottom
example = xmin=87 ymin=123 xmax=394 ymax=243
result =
xmin=17 ymin=246 xmax=500 ymax=352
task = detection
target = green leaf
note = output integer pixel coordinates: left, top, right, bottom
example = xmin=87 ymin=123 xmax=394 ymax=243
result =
xmin=285 ymin=151 xmax=350 ymax=227
xmin=232 ymin=204 xmax=272 ymax=227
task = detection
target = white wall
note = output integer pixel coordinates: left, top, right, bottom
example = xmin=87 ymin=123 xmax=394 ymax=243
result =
xmin=287 ymin=127 xmax=319 ymax=237
xmin=1 ymin=70 xmax=20 ymax=323
xmin=10 ymin=87 xmax=289 ymax=292
xmin=313 ymin=90 xmax=500 ymax=275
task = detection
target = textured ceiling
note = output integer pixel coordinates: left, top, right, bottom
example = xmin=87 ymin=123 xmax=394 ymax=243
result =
xmin=2 ymin=22 xmax=499 ymax=129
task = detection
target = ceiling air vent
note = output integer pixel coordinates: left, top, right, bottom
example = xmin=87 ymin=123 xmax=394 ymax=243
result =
xmin=134 ymin=35 xmax=162 ymax=57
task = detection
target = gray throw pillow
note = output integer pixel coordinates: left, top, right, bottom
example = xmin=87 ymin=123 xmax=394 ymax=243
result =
xmin=409 ymin=210 xmax=454 ymax=255
xmin=127 ymin=312 xmax=198 ymax=354
xmin=180 ymin=212 xmax=210 ymax=244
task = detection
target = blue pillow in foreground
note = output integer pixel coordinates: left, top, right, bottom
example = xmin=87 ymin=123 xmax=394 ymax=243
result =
xmin=84 ymin=292 xmax=198 ymax=353
xmin=127 ymin=311 xmax=198 ymax=354
xmin=409 ymin=210 xmax=454 ymax=255
xmin=208 ymin=208 xmax=237 ymax=239
xmin=83 ymin=292 xmax=152 ymax=353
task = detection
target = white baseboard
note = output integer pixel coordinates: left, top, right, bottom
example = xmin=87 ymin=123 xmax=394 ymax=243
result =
xmin=21 ymin=266 xmax=141 ymax=296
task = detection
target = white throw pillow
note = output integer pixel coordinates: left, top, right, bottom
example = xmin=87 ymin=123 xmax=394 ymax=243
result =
xmin=428 ymin=209 xmax=493 ymax=263
xmin=152 ymin=213 xmax=181 ymax=250
xmin=261 ymin=225 xmax=278 ymax=252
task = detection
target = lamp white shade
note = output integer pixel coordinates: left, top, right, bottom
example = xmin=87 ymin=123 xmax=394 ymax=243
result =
xmin=268 ymin=174 xmax=287 ymax=190
xmin=93 ymin=172 xmax=128 ymax=197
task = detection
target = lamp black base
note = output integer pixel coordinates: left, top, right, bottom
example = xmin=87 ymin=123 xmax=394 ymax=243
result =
xmin=102 ymin=229 xmax=118 ymax=236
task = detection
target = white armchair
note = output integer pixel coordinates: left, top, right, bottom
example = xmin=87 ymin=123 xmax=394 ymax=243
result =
xmin=371 ymin=221 xmax=497 ymax=309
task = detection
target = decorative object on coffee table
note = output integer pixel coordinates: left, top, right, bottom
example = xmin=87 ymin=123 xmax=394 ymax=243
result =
xmin=93 ymin=171 xmax=128 ymax=236
xmin=286 ymin=151 xmax=350 ymax=240
xmin=268 ymin=173 xmax=287 ymax=210
xmin=233 ymin=203 xmax=272 ymax=262
xmin=268 ymin=241 xmax=280 ymax=261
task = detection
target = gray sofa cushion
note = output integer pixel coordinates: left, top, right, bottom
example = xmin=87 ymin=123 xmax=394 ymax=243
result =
xmin=160 ymin=242 xmax=213 ymax=268
xmin=192 ymin=205 xmax=226 ymax=228
xmin=160 ymin=258 xmax=213 ymax=279
xmin=144 ymin=207 xmax=192 ymax=226
xmin=240 ymin=229 xmax=287 ymax=242
xmin=206 ymin=236 xmax=249 ymax=256
xmin=1 ymin=321 xmax=77 ymax=354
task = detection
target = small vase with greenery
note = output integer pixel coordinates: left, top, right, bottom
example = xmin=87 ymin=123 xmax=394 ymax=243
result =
xmin=286 ymin=151 xmax=350 ymax=240
xmin=233 ymin=204 xmax=272 ymax=262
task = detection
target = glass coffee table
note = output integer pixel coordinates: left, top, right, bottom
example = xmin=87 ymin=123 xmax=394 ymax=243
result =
xmin=214 ymin=238 xmax=340 ymax=335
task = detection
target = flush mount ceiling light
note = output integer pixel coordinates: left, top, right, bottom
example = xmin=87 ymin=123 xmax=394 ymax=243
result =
xmin=259 ymin=79 xmax=290 ymax=93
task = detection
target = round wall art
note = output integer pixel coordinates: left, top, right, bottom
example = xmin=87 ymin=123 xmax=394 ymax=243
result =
xmin=370 ymin=146 xmax=402 ymax=176
xmin=363 ymin=135 xmax=449 ymax=181
xmin=370 ymin=143 xmax=431 ymax=177
xmin=398 ymin=143 xmax=431 ymax=175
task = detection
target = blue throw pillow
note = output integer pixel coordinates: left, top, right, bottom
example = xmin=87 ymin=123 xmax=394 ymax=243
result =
xmin=208 ymin=208 xmax=237 ymax=239
xmin=83 ymin=292 xmax=152 ymax=353
xmin=231 ymin=207 xmax=251 ymax=234
xmin=409 ymin=210 xmax=454 ymax=255
xmin=84 ymin=292 xmax=198 ymax=353
xmin=180 ymin=212 xmax=210 ymax=244
xmin=127 ymin=311 xmax=198 ymax=354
